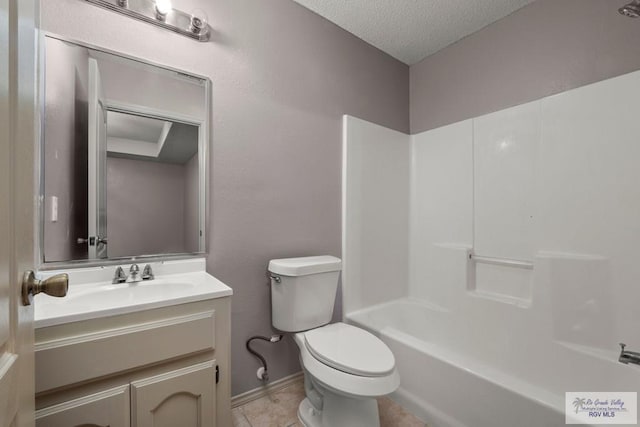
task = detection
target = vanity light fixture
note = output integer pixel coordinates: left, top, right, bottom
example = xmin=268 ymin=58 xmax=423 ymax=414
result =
xmin=84 ymin=0 xmax=211 ymax=41
xmin=619 ymin=0 xmax=640 ymax=17
xmin=189 ymin=8 xmax=208 ymax=35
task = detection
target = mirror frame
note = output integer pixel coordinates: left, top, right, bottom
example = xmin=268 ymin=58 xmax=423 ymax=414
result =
xmin=36 ymin=33 xmax=211 ymax=270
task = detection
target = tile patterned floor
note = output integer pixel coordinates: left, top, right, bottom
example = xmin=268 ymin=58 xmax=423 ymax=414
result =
xmin=232 ymin=379 xmax=426 ymax=427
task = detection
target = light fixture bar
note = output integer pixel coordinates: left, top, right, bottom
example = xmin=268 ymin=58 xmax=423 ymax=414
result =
xmin=84 ymin=0 xmax=211 ymax=42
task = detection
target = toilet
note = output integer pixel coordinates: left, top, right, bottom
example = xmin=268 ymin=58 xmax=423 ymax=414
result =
xmin=268 ymin=255 xmax=400 ymax=427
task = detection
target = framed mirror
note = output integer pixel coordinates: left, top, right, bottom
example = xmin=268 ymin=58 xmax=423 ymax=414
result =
xmin=40 ymin=34 xmax=210 ymax=265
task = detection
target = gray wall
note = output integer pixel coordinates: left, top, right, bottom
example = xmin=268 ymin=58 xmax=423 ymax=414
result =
xmin=106 ymin=157 xmax=187 ymax=257
xmin=41 ymin=0 xmax=409 ymax=395
xmin=410 ymin=0 xmax=640 ymax=133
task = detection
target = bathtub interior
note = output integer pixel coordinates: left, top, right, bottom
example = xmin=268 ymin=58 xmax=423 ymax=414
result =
xmin=342 ymin=69 xmax=640 ymax=424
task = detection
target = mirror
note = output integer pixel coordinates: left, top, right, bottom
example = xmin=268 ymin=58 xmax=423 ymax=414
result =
xmin=41 ymin=35 xmax=209 ymax=264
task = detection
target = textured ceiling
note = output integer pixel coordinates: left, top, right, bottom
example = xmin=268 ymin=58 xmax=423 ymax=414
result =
xmin=292 ymin=0 xmax=536 ymax=65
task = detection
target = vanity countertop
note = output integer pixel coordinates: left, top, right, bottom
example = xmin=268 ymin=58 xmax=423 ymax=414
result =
xmin=34 ymin=258 xmax=232 ymax=328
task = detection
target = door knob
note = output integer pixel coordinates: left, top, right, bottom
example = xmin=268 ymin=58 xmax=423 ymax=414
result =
xmin=77 ymin=236 xmax=95 ymax=245
xmin=21 ymin=271 xmax=68 ymax=306
xmin=76 ymin=236 xmax=107 ymax=245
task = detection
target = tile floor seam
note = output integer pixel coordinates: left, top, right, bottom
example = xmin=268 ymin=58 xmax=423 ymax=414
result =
xmin=241 ymin=410 xmax=252 ymax=427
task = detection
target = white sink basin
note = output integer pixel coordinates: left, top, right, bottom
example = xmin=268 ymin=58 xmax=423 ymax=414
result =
xmin=65 ymin=279 xmax=197 ymax=303
xmin=35 ymin=260 xmax=232 ymax=328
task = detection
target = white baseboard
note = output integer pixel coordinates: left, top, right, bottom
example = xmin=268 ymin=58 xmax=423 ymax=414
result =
xmin=231 ymin=371 xmax=304 ymax=408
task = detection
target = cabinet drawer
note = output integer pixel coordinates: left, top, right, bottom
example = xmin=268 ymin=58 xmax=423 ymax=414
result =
xmin=36 ymin=385 xmax=130 ymax=427
xmin=36 ymin=310 xmax=215 ymax=393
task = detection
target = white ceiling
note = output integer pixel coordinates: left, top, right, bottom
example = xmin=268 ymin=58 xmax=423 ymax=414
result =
xmin=292 ymin=0 xmax=536 ymax=65
xmin=107 ymin=111 xmax=166 ymax=143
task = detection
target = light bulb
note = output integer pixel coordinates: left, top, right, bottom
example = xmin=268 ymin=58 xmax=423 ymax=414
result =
xmin=189 ymin=8 xmax=208 ymax=34
xmin=155 ymin=0 xmax=172 ymax=18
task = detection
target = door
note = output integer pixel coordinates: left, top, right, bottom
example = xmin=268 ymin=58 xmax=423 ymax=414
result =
xmin=87 ymin=58 xmax=108 ymax=259
xmin=0 ymin=0 xmax=37 ymax=426
xmin=131 ymin=361 xmax=216 ymax=427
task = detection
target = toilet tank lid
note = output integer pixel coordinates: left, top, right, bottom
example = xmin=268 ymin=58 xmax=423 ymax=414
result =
xmin=268 ymin=255 xmax=342 ymax=276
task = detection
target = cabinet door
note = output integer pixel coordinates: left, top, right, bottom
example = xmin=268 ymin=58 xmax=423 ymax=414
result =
xmin=35 ymin=385 xmax=130 ymax=427
xmin=131 ymin=361 xmax=216 ymax=427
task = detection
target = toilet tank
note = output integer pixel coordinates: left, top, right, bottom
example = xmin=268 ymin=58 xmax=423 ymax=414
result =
xmin=269 ymin=255 xmax=342 ymax=332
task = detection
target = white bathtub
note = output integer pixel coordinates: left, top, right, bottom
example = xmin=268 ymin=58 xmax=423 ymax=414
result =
xmin=347 ymin=298 xmax=629 ymax=427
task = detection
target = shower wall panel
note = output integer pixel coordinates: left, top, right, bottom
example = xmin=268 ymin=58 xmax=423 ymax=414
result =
xmin=342 ymin=115 xmax=410 ymax=314
xmin=409 ymin=69 xmax=640 ymax=352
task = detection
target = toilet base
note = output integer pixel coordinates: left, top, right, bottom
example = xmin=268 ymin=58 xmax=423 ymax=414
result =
xmin=298 ymin=394 xmax=380 ymax=427
xmin=298 ymin=398 xmax=321 ymax=427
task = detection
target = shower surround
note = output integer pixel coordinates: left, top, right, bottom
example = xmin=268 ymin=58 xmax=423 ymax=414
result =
xmin=342 ymin=69 xmax=640 ymax=427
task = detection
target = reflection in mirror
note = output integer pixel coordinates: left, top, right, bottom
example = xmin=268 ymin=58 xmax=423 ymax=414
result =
xmin=42 ymin=35 xmax=209 ymax=264
xmin=106 ymin=112 xmax=200 ymax=258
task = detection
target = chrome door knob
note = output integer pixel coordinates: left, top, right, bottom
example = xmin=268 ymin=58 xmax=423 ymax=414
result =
xmin=21 ymin=271 xmax=68 ymax=306
xmin=77 ymin=236 xmax=107 ymax=245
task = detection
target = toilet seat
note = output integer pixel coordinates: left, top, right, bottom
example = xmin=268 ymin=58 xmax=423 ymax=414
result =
xmin=294 ymin=328 xmax=400 ymax=399
xmin=304 ymin=322 xmax=395 ymax=377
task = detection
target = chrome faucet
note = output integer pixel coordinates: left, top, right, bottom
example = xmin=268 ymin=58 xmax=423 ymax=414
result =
xmin=127 ymin=264 xmax=142 ymax=283
xmin=618 ymin=343 xmax=640 ymax=366
xmin=112 ymin=266 xmax=127 ymax=284
xmin=142 ymin=264 xmax=154 ymax=280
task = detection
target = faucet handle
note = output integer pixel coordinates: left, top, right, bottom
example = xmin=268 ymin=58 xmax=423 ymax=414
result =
xmin=127 ymin=264 xmax=142 ymax=283
xmin=142 ymin=264 xmax=154 ymax=280
xmin=112 ymin=266 xmax=127 ymax=284
xmin=620 ymin=343 xmax=627 ymax=353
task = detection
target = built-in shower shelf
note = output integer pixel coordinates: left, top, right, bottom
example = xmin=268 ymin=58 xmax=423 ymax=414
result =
xmin=469 ymin=253 xmax=533 ymax=270
xmin=467 ymin=250 xmax=534 ymax=304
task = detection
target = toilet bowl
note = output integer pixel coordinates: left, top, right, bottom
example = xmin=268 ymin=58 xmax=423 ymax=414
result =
xmin=294 ymin=323 xmax=400 ymax=427
xmin=268 ymin=256 xmax=400 ymax=427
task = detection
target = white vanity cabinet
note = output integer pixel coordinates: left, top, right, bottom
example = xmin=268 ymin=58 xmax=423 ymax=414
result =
xmin=34 ymin=297 xmax=231 ymax=427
